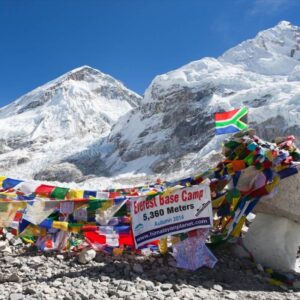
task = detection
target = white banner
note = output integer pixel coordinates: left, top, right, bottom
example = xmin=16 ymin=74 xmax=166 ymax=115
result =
xmin=130 ymin=184 xmax=213 ymax=248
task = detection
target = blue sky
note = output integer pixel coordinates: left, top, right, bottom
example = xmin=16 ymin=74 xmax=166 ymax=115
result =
xmin=1 ymin=0 xmax=300 ymax=106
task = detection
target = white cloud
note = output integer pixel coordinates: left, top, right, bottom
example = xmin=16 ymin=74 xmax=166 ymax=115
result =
xmin=250 ymin=0 xmax=295 ymax=15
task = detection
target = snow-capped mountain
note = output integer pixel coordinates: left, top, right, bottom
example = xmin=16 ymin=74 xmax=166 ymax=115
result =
xmin=220 ymin=21 xmax=300 ymax=75
xmin=105 ymin=21 xmax=300 ymax=178
xmin=2 ymin=21 xmax=300 ymax=185
xmin=0 ymin=66 xmax=141 ymax=182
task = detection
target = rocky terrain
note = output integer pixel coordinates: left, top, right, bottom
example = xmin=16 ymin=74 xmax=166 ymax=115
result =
xmin=0 ymin=236 xmax=299 ymax=300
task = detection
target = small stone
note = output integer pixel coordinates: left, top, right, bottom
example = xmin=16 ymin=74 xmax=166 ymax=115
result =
xmin=43 ymin=286 xmax=53 ymax=294
xmin=0 ymin=240 xmax=8 ymax=251
xmin=144 ymin=280 xmax=155 ymax=291
xmin=24 ymin=287 xmax=36 ymax=295
xmin=9 ymin=294 xmax=23 ymax=300
xmin=196 ymin=290 xmax=210 ymax=299
xmin=202 ymin=281 xmax=214 ymax=289
xmin=100 ymin=276 xmax=111 ymax=282
xmin=51 ymin=280 xmax=62 ymax=287
xmin=132 ymin=263 xmax=144 ymax=274
xmin=225 ymin=292 xmax=238 ymax=299
xmin=11 ymin=238 xmax=23 ymax=246
xmin=117 ymin=291 xmax=131 ymax=298
xmin=256 ymin=263 xmax=264 ymax=272
xmin=160 ymin=283 xmax=173 ymax=291
xmin=293 ymin=280 xmax=300 ymax=290
xmin=7 ymin=273 xmax=20 ymax=283
xmin=0 ymin=240 xmax=12 ymax=254
xmin=78 ymin=248 xmax=96 ymax=264
xmin=28 ymin=256 xmax=43 ymax=265
xmin=213 ymin=284 xmax=223 ymax=292
xmin=5 ymin=232 xmax=15 ymax=242
xmin=56 ymin=254 xmax=64 ymax=260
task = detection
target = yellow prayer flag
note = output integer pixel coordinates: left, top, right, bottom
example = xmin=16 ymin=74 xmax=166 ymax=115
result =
xmin=66 ymin=189 xmax=84 ymax=200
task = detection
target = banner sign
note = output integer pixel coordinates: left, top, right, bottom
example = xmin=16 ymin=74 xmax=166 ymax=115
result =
xmin=131 ymin=184 xmax=213 ymax=248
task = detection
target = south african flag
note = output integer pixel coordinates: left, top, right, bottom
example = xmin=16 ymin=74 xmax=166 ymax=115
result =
xmin=215 ymin=107 xmax=248 ymax=135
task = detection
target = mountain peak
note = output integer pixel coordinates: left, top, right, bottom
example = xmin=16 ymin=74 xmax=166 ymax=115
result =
xmin=71 ymin=65 xmax=94 ymax=72
xmin=275 ymin=20 xmax=293 ymax=30
xmin=220 ymin=21 xmax=300 ymax=75
xmin=67 ymin=65 xmax=101 ymax=76
xmin=57 ymin=65 xmax=107 ymax=83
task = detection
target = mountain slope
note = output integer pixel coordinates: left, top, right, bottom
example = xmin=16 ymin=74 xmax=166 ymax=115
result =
xmin=220 ymin=21 xmax=300 ymax=75
xmin=2 ymin=21 xmax=300 ymax=185
xmin=106 ymin=21 xmax=300 ymax=178
xmin=0 ymin=66 xmax=141 ymax=181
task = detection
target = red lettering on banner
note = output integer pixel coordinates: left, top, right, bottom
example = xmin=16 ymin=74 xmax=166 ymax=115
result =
xmin=182 ymin=189 xmax=204 ymax=201
xmin=159 ymin=193 xmax=180 ymax=205
xmin=134 ymin=198 xmax=158 ymax=214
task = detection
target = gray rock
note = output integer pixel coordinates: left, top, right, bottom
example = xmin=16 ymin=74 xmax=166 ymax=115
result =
xmin=7 ymin=273 xmax=20 ymax=283
xmin=132 ymin=263 xmax=144 ymax=274
xmin=78 ymin=248 xmax=96 ymax=264
xmin=9 ymin=294 xmax=23 ymax=300
xmin=160 ymin=283 xmax=173 ymax=291
xmin=202 ymin=281 xmax=214 ymax=289
xmin=34 ymin=162 xmax=84 ymax=183
xmin=195 ymin=290 xmax=211 ymax=299
xmin=117 ymin=291 xmax=132 ymax=298
xmin=0 ymin=240 xmax=9 ymax=251
xmin=213 ymin=284 xmax=223 ymax=292
xmin=51 ymin=280 xmax=62 ymax=288
xmin=24 ymin=287 xmax=36 ymax=295
xmin=225 ymin=292 xmax=238 ymax=299
xmin=293 ymin=280 xmax=300 ymax=290
xmin=43 ymin=286 xmax=53 ymax=294
xmin=28 ymin=256 xmax=43 ymax=265
xmin=5 ymin=232 xmax=15 ymax=242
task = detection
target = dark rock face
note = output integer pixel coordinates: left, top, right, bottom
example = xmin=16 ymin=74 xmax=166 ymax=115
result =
xmin=251 ymin=116 xmax=300 ymax=146
xmin=108 ymin=85 xmax=217 ymax=174
xmin=65 ymin=156 xmax=109 ymax=178
xmin=34 ymin=163 xmax=84 ymax=183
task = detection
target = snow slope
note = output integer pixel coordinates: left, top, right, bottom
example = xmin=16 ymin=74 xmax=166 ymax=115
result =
xmin=106 ymin=21 xmax=300 ymax=178
xmin=0 ymin=66 xmax=141 ymax=181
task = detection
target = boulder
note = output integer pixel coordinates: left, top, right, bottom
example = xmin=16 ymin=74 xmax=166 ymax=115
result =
xmin=244 ymin=167 xmax=300 ymax=272
xmin=254 ymin=171 xmax=300 ymax=223
xmin=243 ymin=213 xmax=300 ymax=272
xmin=78 ymin=248 xmax=96 ymax=264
